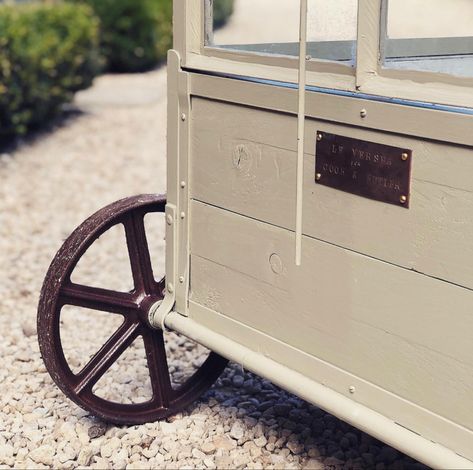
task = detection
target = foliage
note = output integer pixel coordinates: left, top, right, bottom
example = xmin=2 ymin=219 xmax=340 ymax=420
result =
xmin=213 ymin=0 xmax=234 ymax=29
xmin=71 ymin=0 xmax=171 ymax=73
xmin=71 ymin=0 xmax=234 ymax=73
xmin=0 ymin=2 xmax=100 ymax=140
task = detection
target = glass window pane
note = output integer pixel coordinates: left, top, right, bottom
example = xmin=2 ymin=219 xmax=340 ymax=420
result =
xmin=207 ymin=0 xmax=358 ymax=66
xmin=383 ymin=0 xmax=473 ymax=78
xmin=209 ymin=0 xmax=300 ymax=55
xmin=307 ymin=0 xmax=358 ymax=65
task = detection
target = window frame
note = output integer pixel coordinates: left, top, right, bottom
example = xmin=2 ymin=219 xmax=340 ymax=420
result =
xmin=357 ymin=0 xmax=473 ymax=109
xmin=175 ymin=0 xmax=473 ymax=109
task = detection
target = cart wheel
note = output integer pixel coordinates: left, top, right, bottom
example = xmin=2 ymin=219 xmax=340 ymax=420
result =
xmin=38 ymin=194 xmax=228 ymax=425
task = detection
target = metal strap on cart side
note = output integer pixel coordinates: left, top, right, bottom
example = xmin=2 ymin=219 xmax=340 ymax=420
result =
xmin=296 ymin=0 xmax=308 ymax=266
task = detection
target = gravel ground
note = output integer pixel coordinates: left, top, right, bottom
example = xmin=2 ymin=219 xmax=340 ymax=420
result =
xmin=0 ymin=3 xmax=432 ymax=469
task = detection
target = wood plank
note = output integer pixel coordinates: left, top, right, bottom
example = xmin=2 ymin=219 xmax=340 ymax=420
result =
xmin=190 ymin=200 xmax=473 ymax=430
xmin=190 ymin=73 xmax=473 ymax=148
xmin=191 ymin=98 xmax=473 ymax=290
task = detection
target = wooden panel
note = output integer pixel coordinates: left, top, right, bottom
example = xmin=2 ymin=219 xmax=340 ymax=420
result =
xmin=190 ymin=73 xmax=473 ymax=148
xmin=189 ymin=301 xmax=473 ymax=463
xmin=190 ymin=200 xmax=473 ymax=430
xmin=191 ymin=98 xmax=473 ymax=290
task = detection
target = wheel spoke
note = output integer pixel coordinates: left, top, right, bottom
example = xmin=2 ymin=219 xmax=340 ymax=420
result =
xmin=142 ymin=330 xmax=173 ymax=408
xmin=123 ymin=213 xmax=157 ymax=295
xmin=59 ymin=284 xmax=138 ymax=315
xmin=74 ymin=320 xmax=141 ymax=395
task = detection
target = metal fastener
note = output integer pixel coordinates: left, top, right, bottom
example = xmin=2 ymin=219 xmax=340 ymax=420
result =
xmin=181 ymin=113 xmax=186 ymax=121
xmin=166 ymin=214 xmax=173 ymax=225
xmin=305 ymin=55 xmax=312 ymax=61
xmin=401 ymin=152 xmax=409 ymax=161
xmin=400 ymin=195 xmax=408 ymax=204
xmin=180 ymin=212 xmax=185 ymax=219
xmin=360 ymin=109 xmax=367 ymax=118
xmin=179 ymin=276 xmax=185 ymax=284
xmin=317 ymin=133 xmax=323 ymax=142
xmin=315 ymin=173 xmax=322 ymax=181
xmin=167 ymin=283 xmax=174 ymax=293
xmin=349 ymin=386 xmax=356 ymax=394
xmin=180 ymin=181 xmax=186 ymax=189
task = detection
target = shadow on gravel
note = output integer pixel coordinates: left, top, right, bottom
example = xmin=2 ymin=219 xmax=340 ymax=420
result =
xmin=193 ymin=364 xmax=431 ymax=470
xmin=0 ymin=106 xmax=87 ymax=155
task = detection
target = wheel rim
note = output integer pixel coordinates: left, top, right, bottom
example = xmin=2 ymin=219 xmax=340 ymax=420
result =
xmin=38 ymin=194 xmax=228 ymax=425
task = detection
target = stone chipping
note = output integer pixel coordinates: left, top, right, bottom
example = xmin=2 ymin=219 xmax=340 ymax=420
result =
xmin=0 ymin=65 xmax=431 ymax=470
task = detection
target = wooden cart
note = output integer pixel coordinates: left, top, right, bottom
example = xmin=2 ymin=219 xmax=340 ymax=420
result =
xmin=38 ymin=1 xmax=473 ymax=467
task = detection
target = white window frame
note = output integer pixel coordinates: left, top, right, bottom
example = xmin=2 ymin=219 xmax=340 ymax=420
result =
xmin=174 ymin=0 xmax=473 ymax=109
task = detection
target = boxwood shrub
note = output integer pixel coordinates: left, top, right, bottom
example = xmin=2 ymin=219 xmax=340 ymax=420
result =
xmin=71 ymin=0 xmax=233 ymax=73
xmin=0 ymin=2 xmax=100 ymax=140
xmin=214 ymin=0 xmax=235 ymax=28
xmin=71 ymin=0 xmax=171 ymax=73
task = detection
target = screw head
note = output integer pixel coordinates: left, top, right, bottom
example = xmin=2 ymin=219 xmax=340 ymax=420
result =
xmin=315 ymin=173 xmax=322 ymax=181
xmin=400 ymin=195 xmax=407 ymax=204
xmin=401 ymin=152 xmax=409 ymax=161
xmin=180 ymin=212 xmax=185 ymax=219
xmin=360 ymin=109 xmax=367 ymax=118
xmin=179 ymin=276 xmax=185 ymax=284
xmin=317 ymin=133 xmax=323 ymax=142
xmin=180 ymin=181 xmax=186 ymax=189
xmin=181 ymin=113 xmax=186 ymax=121
xmin=349 ymin=386 xmax=356 ymax=394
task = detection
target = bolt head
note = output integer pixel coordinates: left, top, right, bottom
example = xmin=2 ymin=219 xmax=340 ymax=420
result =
xmin=316 ymin=133 xmax=323 ymax=142
xmin=180 ymin=181 xmax=186 ymax=189
xmin=360 ymin=109 xmax=367 ymax=118
xmin=181 ymin=113 xmax=186 ymax=121
xmin=400 ymin=195 xmax=407 ymax=204
xmin=315 ymin=173 xmax=322 ymax=181
xmin=179 ymin=276 xmax=185 ymax=284
xmin=401 ymin=152 xmax=409 ymax=161
xmin=349 ymin=386 xmax=356 ymax=394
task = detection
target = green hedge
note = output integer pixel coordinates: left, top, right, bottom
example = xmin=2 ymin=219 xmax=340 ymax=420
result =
xmin=0 ymin=2 xmax=100 ymax=140
xmin=72 ymin=0 xmax=233 ymax=73
xmin=71 ymin=0 xmax=172 ymax=73
xmin=214 ymin=0 xmax=235 ymax=29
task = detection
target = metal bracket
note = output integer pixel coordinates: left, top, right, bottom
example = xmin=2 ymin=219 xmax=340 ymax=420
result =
xmin=149 ymin=203 xmax=177 ymax=329
xmin=167 ymin=49 xmax=192 ymax=315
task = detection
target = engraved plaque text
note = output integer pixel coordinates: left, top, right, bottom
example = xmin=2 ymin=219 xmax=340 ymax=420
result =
xmin=315 ymin=132 xmax=412 ymax=208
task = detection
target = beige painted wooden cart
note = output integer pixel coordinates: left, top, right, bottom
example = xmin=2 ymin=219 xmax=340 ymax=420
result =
xmin=38 ymin=1 xmax=473 ymax=467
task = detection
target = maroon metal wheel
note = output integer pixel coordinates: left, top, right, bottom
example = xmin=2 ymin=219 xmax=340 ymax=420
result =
xmin=38 ymin=194 xmax=228 ymax=425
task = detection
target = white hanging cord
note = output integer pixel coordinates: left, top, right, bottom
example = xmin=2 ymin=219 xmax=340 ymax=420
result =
xmin=296 ymin=0 xmax=308 ymax=266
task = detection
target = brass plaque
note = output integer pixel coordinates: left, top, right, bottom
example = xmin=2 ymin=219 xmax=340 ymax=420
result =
xmin=315 ymin=132 xmax=412 ymax=208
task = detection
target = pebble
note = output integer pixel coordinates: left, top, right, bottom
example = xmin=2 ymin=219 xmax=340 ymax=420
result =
xmin=21 ymin=322 xmax=36 ymax=338
xmin=201 ymin=442 xmax=216 ymax=455
xmin=232 ymin=375 xmax=245 ymax=387
xmin=101 ymin=436 xmax=121 ymax=458
xmin=303 ymin=458 xmax=324 ymax=469
xmin=28 ymin=445 xmax=54 ymax=466
xmin=287 ymin=440 xmax=305 ymax=455
xmin=213 ymin=436 xmax=237 ymax=451
xmin=229 ymin=421 xmax=245 ymax=440
xmin=77 ymin=447 xmax=95 ymax=466
xmin=88 ymin=423 xmax=107 ymax=439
